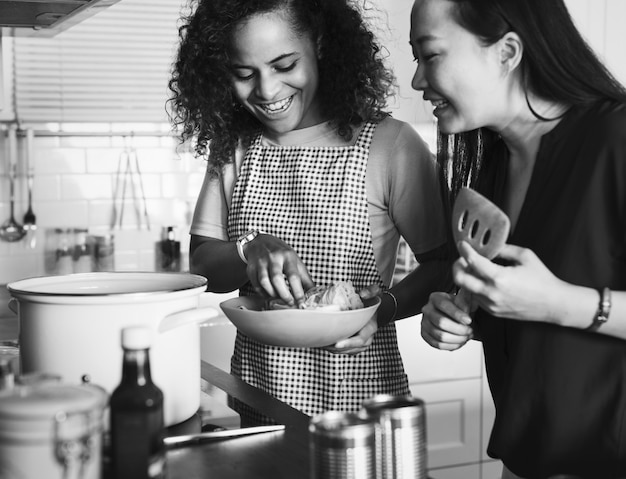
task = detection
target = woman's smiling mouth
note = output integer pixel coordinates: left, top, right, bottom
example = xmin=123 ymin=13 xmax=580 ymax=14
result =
xmin=430 ymin=98 xmax=449 ymax=112
xmin=258 ymin=95 xmax=294 ymax=114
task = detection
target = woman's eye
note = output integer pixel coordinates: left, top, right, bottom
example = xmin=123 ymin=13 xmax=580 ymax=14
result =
xmin=274 ymin=61 xmax=297 ymax=73
xmin=232 ymin=70 xmax=254 ymax=81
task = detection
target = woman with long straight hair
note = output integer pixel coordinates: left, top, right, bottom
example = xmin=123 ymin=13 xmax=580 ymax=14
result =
xmin=413 ymin=0 xmax=626 ymax=477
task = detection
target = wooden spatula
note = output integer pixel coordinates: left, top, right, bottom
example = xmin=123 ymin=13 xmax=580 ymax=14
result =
xmin=451 ymin=187 xmax=511 ymax=311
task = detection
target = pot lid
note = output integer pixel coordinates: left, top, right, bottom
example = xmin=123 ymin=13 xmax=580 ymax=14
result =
xmin=7 ymin=272 xmax=208 ymax=297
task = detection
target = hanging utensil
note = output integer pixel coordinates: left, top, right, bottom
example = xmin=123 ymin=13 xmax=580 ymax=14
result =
xmin=110 ymin=136 xmax=150 ymax=230
xmin=128 ymin=142 xmax=150 ymax=231
xmin=23 ymin=128 xmax=37 ymax=248
xmin=0 ymin=126 xmax=26 ymax=243
xmin=451 ymin=187 xmax=511 ymax=310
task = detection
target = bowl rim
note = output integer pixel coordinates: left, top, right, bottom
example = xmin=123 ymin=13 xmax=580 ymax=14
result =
xmin=220 ymin=294 xmax=380 ymax=314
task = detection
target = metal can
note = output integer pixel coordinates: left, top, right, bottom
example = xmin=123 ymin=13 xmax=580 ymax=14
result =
xmin=309 ymin=411 xmax=377 ymax=479
xmin=361 ymin=394 xmax=428 ymax=479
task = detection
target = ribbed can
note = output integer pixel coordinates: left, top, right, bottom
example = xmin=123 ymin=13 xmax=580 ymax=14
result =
xmin=309 ymin=411 xmax=377 ymax=479
xmin=361 ymin=394 xmax=427 ymax=479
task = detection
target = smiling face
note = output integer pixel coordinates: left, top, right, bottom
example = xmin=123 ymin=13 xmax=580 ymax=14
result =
xmin=410 ymin=0 xmax=511 ymax=134
xmin=228 ymin=10 xmax=324 ymax=136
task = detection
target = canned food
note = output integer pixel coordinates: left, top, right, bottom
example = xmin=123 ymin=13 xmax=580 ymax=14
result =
xmin=309 ymin=411 xmax=377 ymax=479
xmin=361 ymin=394 xmax=428 ymax=479
xmin=0 ymin=382 xmax=107 ymax=479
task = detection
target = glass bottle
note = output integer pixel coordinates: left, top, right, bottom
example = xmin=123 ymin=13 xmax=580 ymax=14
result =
xmin=110 ymin=326 xmax=166 ymax=479
xmin=155 ymin=226 xmax=181 ymax=272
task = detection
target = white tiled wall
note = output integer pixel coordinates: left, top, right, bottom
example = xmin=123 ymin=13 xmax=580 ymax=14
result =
xmin=0 ymin=126 xmax=206 ymax=284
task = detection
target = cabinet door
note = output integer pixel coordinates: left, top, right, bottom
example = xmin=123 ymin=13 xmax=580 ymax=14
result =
xmin=396 ymin=315 xmax=483 ymax=469
xmin=429 ymin=463 xmax=480 ymax=479
xmin=396 ymin=315 xmax=483 ymax=383
xmin=428 ymin=460 xmax=502 ymax=479
xmin=410 ymin=379 xmax=482 ymax=469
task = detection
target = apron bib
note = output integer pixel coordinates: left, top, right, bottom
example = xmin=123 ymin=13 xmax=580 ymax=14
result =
xmin=228 ymin=122 xmax=409 ymax=424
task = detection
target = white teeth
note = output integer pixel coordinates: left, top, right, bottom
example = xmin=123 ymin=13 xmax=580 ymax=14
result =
xmin=431 ymin=99 xmax=448 ymax=108
xmin=259 ymin=96 xmax=293 ymax=113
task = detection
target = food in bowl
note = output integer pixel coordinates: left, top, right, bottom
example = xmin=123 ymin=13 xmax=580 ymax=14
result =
xmin=267 ymin=280 xmax=363 ymax=311
xmin=220 ymin=293 xmax=380 ymax=348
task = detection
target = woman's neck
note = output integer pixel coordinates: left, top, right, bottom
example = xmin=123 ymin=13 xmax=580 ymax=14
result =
xmin=497 ymin=97 xmax=568 ymax=230
xmin=499 ymin=97 xmax=568 ymax=164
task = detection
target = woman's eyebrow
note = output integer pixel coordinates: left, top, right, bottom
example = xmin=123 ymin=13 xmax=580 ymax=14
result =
xmin=231 ymin=52 xmax=298 ymax=69
xmin=411 ymin=33 xmax=438 ymax=47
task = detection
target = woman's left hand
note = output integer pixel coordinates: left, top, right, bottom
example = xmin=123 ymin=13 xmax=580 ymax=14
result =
xmin=321 ymin=284 xmax=381 ymax=355
xmin=454 ymin=240 xmax=564 ymax=323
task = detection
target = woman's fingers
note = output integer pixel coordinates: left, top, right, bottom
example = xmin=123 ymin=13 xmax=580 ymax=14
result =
xmin=421 ymin=292 xmax=473 ymax=350
xmin=325 ymin=315 xmax=377 ymax=355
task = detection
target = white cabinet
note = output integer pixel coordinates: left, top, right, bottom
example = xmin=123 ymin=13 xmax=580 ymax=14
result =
xmin=395 ymin=315 xmax=500 ymax=478
xmin=411 ymin=378 xmax=481 ymax=469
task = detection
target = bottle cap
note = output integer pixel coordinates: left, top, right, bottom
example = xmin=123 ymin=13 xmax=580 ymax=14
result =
xmin=121 ymin=326 xmax=152 ymax=350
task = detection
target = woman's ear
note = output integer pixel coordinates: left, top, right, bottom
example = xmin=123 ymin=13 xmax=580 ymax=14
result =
xmin=499 ymin=31 xmax=523 ymax=74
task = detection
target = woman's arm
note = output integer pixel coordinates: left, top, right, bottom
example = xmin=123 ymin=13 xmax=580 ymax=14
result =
xmin=189 ymin=234 xmax=248 ymax=293
xmin=190 ymin=233 xmax=315 ymax=305
xmin=380 ymin=245 xmax=453 ymax=326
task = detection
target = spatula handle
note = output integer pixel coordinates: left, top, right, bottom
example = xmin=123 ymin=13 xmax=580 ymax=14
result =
xmin=453 ymin=288 xmax=472 ymax=314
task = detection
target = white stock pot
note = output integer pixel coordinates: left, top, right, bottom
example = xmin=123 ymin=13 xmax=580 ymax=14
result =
xmin=7 ymin=272 xmax=218 ymax=427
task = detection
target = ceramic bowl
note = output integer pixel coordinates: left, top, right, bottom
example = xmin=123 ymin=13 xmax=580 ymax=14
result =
xmin=220 ymin=295 xmax=381 ymax=348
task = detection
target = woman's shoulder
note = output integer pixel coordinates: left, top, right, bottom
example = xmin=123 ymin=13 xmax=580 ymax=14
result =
xmin=371 ymin=116 xmax=430 ymax=151
xmin=372 ymin=116 xmax=416 ymax=136
xmin=574 ymin=100 xmax=626 ymax=134
xmin=368 ymin=117 xmax=435 ymax=183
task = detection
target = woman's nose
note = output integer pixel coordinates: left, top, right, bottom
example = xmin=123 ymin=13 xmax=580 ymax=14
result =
xmin=411 ymin=64 xmax=427 ymax=91
xmin=255 ymin=72 xmax=281 ymax=100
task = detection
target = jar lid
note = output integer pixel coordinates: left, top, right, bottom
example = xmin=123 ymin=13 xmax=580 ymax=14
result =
xmin=0 ymin=383 xmax=106 ymax=420
xmin=0 ymin=383 xmax=107 ymax=443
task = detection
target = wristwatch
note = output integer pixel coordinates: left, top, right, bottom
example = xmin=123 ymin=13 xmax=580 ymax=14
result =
xmin=236 ymin=229 xmax=260 ymax=264
xmin=587 ymin=287 xmax=611 ymax=331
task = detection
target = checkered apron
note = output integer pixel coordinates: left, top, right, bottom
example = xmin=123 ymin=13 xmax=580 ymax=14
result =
xmin=228 ymin=122 xmax=409 ymax=425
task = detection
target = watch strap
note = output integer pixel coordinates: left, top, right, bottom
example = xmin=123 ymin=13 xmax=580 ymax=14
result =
xmin=587 ymin=287 xmax=611 ymax=331
xmin=236 ymin=229 xmax=259 ymax=264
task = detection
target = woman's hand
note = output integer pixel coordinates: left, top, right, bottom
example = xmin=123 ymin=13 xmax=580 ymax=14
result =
xmin=322 ymin=284 xmax=382 ymax=355
xmin=323 ymin=315 xmax=378 ymax=355
xmin=244 ymin=233 xmax=315 ymax=307
xmin=421 ymin=291 xmax=474 ymax=350
xmin=454 ymin=241 xmax=564 ymax=323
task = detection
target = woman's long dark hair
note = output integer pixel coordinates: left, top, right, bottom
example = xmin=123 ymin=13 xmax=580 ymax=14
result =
xmin=440 ymin=0 xmax=626 ymax=204
xmin=168 ymin=0 xmax=395 ymax=177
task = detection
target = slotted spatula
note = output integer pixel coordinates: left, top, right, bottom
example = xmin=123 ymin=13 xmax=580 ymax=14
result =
xmin=451 ymin=187 xmax=511 ymax=311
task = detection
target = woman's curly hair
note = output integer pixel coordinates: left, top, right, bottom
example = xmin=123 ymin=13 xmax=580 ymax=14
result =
xmin=168 ymin=0 xmax=395 ymax=177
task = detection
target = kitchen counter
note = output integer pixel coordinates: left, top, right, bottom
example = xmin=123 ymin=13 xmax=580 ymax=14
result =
xmin=166 ymin=361 xmax=311 ymax=479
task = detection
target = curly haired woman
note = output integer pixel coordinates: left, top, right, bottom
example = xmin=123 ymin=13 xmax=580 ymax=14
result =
xmin=169 ymin=0 xmax=450 ymax=425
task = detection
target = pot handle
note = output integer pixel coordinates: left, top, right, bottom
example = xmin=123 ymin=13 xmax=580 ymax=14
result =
xmin=158 ymin=306 xmax=220 ymax=333
xmin=8 ymin=298 xmax=18 ymax=315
